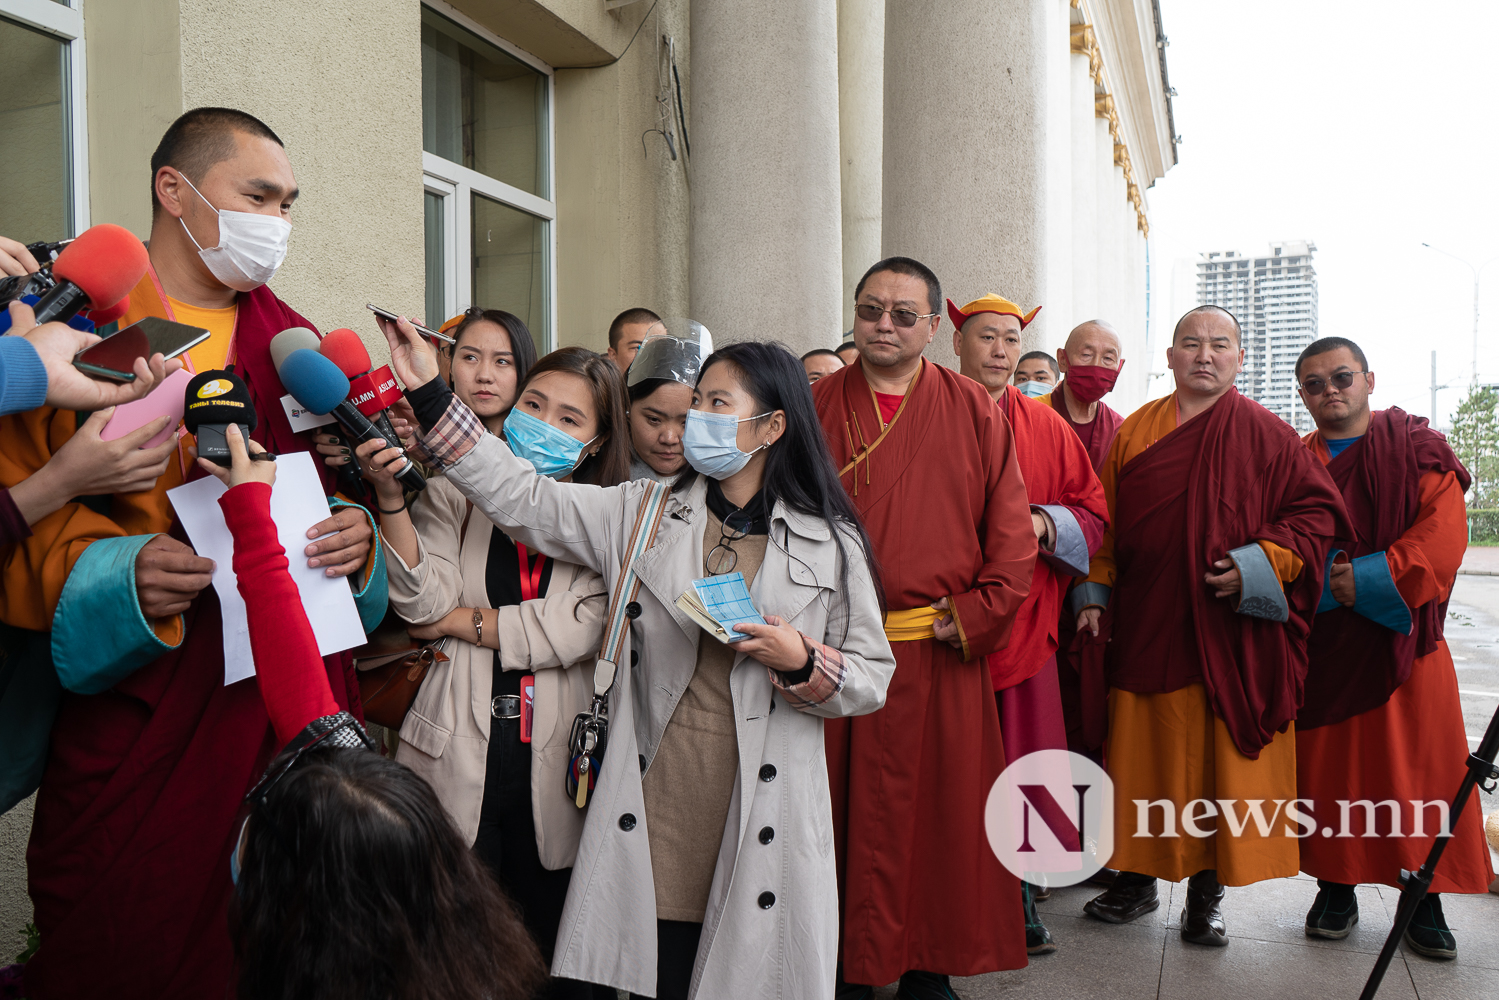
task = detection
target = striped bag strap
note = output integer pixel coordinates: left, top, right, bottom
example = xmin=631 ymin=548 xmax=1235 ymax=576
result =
xmin=591 ymin=481 xmax=671 ymax=700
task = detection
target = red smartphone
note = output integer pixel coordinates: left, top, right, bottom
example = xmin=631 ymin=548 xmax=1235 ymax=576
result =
xmin=520 ymin=674 xmax=535 ymax=743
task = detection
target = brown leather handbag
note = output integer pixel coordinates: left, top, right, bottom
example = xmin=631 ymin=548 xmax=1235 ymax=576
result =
xmin=353 ymin=609 xmax=448 ymax=730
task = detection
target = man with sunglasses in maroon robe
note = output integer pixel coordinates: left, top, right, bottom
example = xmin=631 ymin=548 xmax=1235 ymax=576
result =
xmin=813 ymin=257 xmax=1036 ymax=1000
xmin=1293 ymin=336 xmax=1492 ymax=960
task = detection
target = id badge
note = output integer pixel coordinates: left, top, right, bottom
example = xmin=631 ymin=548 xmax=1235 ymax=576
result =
xmin=520 ymin=674 xmax=535 ymax=743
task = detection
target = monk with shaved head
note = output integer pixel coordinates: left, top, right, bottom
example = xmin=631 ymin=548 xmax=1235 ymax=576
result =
xmin=1075 ymin=306 xmax=1347 ymax=947
xmin=1034 ymin=320 xmax=1125 ymax=473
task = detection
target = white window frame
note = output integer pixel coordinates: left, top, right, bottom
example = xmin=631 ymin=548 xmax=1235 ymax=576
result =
xmin=420 ymin=1 xmax=558 ymax=351
xmin=2 ymin=0 xmax=89 ymax=233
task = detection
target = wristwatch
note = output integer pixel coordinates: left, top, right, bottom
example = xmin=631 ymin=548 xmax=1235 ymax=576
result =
xmin=472 ymin=608 xmax=484 ymax=646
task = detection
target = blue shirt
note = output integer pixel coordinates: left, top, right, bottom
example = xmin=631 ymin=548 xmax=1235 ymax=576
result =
xmin=1324 ymin=435 xmax=1361 ymax=459
xmin=0 ymin=336 xmax=47 ymax=416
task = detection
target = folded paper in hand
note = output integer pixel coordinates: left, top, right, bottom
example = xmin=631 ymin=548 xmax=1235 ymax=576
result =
xmin=676 ymin=572 xmax=766 ymax=643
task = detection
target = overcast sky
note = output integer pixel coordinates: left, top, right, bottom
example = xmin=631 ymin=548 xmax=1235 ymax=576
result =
xmin=1144 ymin=0 xmax=1499 ymax=426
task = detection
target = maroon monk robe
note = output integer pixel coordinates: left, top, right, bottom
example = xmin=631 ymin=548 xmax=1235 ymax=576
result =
xmin=1106 ymin=389 xmax=1347 ymax=758
xmin=813 ymin=358 xmax=1035 ymax=983
xmin=23 ymin=279 xmax=364 ymax=1000
xmin=1300 ymin=407 xmax=1470 ymax=729
xmin=1048 ymin=381 xmax=1123 ymax=474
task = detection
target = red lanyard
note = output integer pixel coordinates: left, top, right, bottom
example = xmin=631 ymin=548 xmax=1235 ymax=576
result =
xmin=516 ymin=543 xmax=548 ymax=602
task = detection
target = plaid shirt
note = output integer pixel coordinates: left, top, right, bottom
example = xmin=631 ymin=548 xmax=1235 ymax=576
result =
xmin=417 ymin=392 xmax=486 ymax=471
xmin=769 ymin=635 xmax=847 ymax=709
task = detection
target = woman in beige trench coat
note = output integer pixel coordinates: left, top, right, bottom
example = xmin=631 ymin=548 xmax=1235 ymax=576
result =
xmin=378 ymin=324 xmax=896 ymax=1000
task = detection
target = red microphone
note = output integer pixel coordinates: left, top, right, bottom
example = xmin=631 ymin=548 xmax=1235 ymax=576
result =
xmin=83 ymin=292 xmax=132 ymax=329
xmin=317 ymin=328 xmax=408 ymax=460
xmin=35 ymin=224 xmax=149 ymax=326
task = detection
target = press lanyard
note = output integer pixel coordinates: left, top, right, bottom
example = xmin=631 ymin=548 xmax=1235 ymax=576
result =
xmin=516 ymin=543 xmax=548 ymax=602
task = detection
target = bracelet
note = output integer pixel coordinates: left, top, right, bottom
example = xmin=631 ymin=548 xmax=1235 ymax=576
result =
xmin=472 ymin=608 xmax=484 ymax=647
xmin=375 ymin=497 xmax=407 ymax=515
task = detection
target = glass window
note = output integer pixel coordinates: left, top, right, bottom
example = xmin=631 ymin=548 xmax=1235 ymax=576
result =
xmin=0 ymin=15 xmax=71 ymax=240
xmin=472 ymin=193 xmax=547 ymax=339
xmin=424 ymin=190 xmax=445 ymax=329
xmin=422 ymin=8 xmax=548 ymax=199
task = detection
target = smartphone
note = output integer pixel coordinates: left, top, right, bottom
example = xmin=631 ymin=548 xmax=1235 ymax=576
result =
xmin=366 ymin=303 xmax=454 ymax=344
xmin=519 ymin=674 xmax=535 ymax=744
xmin=73 ymin=316 xmax=211 ymax=382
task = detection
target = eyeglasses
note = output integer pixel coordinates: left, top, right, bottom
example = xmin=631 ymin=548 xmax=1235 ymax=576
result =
xmin=1299 ymin=371 xmax=1370 ymax=396
xmin=705 ymin=511 xmax=752 ymax=576
xmin=854 ymin=303 xmax=938 ymax=328
xmin=242 ymin=718 xmax=360 ymax=809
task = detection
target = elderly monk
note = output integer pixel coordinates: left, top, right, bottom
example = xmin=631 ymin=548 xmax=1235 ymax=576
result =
xmin=1293 ymin=337 xmax=1492 ymax=960
xmin=1074 ymin=305 xmax=1346 ymax=947
xmin=813 ymin=258 xmax=1036 ymax=1000
xmin=1035 ymin=320 xmax=1126 ymax=473
xmin=950 ymin=293 xmax=1108 ymax=955
xmin=0 ymin=108 xmax=384 ymax=998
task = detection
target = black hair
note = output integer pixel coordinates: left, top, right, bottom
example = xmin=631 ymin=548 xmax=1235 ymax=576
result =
xmin=232 ymin=746 xmax=545 ymax=1000
xmin=801 ymin=348 xmax=843 ymax=362
xmin=1017 ymin=350 xmax=1060 ymax=376
xmin=854 ymin=256 xmax=942 ymax=315
xmin=151 ymin=108 xmax=284 ymax=215
xmin=684 ymin=341 xmax=886 ymax=627
xmin=627 ymin=376 xmax=683 ymax=404
xmin=1295 ymin=337 xmax=1369 ymax=380
xmin=1173 ymin=304 xmax=1242 ymax=346
xmin=446 ymin=308 xmax=538 ymax=390
xmin=608 ymin=307 xmax=662 ymax=349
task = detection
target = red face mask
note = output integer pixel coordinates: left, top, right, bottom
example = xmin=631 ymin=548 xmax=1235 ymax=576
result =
xmin=1062 ymin=359 xmax=1123 ymax=404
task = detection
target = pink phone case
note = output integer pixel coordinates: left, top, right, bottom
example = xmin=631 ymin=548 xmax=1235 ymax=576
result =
xmin=101 ymin=367 xmax=193 ymax=448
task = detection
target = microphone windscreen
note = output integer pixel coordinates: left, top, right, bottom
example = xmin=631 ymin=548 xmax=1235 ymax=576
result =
xmin=183 ymin=369 xmax=257 ymax=434
xmin=270 ymin=327 xmax=320 ymax=372
xmin=51 ymin=224 xmax=149 ymax=309
xmin=318 ymin=328 xmax=374 ymax=378
xmin=84 ymin=293 xmax=131 ymax=328
xmin=279 ymin=348 xmax=352 ymax=416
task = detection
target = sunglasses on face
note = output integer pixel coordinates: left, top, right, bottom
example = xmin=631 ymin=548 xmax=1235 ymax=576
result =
xmin=854 ymin=303 xmax=938 ymax=328
xmin=1299 ymin=371 xmax=1370 ymax=396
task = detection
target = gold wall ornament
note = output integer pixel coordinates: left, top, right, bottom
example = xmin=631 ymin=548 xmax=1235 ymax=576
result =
xmin=1075 ymin=14 xmax=1150 ymax=237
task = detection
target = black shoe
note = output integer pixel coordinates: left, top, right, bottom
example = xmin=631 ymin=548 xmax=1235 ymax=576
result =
xmin=1180 ymin=869 xmax=1228 ymax=947
xmin=1305 ymin=880 xmax=1359 ymax=940
xmin=834 ymin=973 xmax=874 ymax=1000
xmin=1085 ymin=867 xmax=1119 ymax=888
xmin=1083 ymin=871 xmax=1159 ymax=924
xmin=1402 ymin=894 xmax=1457 ymax=960
xmin=1023 ymin=881 xmax=1057 ymax=955
xmin=1025 ymin=879 xmax=1052 ymax=902
xmin=896 ymin=970 xmax=964 ymax=1000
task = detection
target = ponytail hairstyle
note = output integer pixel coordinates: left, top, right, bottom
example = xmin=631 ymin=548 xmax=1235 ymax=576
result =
xmin=516 ymin=346 xmax=633 ymax=488
xmin=690 ymin=341 xmax=885 ymax=624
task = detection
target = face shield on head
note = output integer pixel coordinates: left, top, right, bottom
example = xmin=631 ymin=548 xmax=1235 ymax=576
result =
xmin=625 ymin=318 xmax=715 ymax=390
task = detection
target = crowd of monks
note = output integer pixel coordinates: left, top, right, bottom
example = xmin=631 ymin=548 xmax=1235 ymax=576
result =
xmin=816 ymin=256 xmax=1493 ymax=1000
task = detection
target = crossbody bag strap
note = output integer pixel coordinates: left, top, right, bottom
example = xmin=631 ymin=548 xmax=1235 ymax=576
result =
xmin=592 ymin=481 xmax=670 ymax=698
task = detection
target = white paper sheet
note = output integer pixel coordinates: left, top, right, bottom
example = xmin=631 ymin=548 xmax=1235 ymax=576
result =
xmin=167 ymin=451 xmax=368 ymax=685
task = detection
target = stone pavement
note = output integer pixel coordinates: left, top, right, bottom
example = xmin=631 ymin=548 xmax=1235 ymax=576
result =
xmin=869 ymin=874 xmax=1499 ymax=1000
xmin=1458 ymin=546 xmax=1499 ymax=576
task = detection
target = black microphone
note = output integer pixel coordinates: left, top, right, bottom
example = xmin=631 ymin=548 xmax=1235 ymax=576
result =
xmin=278 ymin=349 xmax=426 ymax=493
xmin=183 ymin=370 xmax=257 ymax=466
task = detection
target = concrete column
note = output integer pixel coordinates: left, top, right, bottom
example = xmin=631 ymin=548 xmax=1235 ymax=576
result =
xmin=1069 ymin=52 xmax=1097 ymax=324
xmin=1093 ymin=117 xmax=1116 ymax=328
xmin=837 ymin=0 xmax=884 ymax=334
xmin=882 ymin=0 xmax=1049 ymax=367
xmin=1038 ymin=0 xmax=1073 ymax=353
xmin=690 ymin=0 xmax=843 ymax=353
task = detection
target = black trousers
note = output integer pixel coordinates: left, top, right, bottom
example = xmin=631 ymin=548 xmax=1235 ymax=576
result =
xmin=474 ymin=671 xmax=611 ymax=1000
xmin=655 ymin=920 xmax=704 ymax=1000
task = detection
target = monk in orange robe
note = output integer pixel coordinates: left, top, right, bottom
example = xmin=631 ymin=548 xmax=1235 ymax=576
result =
xmin=0 ymin=109 xmax=383 ymax=999
xmin=949 ymin=293 xmax=1109 ymax=955
xmin=1292 ymin=336 xmax=1492 ymax=960
xmin=1075 ymin=306 xmax=1347 ymax=948
xmin=814 ymin=258 xmax=1035 ymax=1000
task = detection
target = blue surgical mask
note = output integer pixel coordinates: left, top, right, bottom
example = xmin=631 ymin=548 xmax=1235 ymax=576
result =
xmin=230 ymin=816 xmax=248 ymax=887
xmin=683 ymin=409 xmax=772 ymax=479
xmin=1019 ymin=379 xmax=1053 ymax=398
xmin=503 ymin=408 xmax=595 ymax=479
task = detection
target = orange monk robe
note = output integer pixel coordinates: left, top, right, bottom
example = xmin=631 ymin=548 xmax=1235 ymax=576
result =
xmin=814 ymin=358 xmax=1035 ymax=983
xmin=1297 ymin=440 xmax=1493 ymax=893
xmin=1084 ymin=390 xmax=1345 ymax=885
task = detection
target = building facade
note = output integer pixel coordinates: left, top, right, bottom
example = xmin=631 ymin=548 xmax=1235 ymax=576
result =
xmin=0 ymin=0 xmax=1175 ymax=937
xmin=1196 ymin=240 xmax=1319 ymax=431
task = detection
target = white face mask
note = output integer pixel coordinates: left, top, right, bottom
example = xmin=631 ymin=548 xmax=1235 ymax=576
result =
xmin=178 ymin=172 xmax=292 ymax=292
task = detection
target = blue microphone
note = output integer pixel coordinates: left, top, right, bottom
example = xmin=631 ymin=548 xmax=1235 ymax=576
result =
xmin=279 ymin=348 xmax=425 ymax=493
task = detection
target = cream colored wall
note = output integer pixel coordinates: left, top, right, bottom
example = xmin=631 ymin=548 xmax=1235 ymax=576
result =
xmin=85 ymin=0 xmax=183 ymax=240
xmin=553 ymin=0 xmax=690 ymax=352
xmin=0 ymin=796 xmax=31 ymax=964
xmin=176 ymin=0 xmax=424 ymax=350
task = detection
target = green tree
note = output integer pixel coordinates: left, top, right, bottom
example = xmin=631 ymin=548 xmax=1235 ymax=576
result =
xmin=1449 ymin=384 xmax=1499 ymax=508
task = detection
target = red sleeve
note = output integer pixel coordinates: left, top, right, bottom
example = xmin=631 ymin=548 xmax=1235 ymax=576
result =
xmin=1387 ymin=470 xmax=1467 ymax=608
xmin=219 ymin=481 xmax=339 ymax=746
